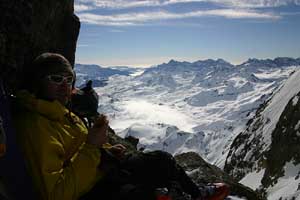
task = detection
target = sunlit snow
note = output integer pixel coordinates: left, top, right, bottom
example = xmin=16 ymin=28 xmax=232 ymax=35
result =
xmin=239 ymin=169 xmax=265 ymax=190
xmin=109 ymin=99 xmax=197 ymax=133
xmin=267 ymin=161 xmax=300 ymax=199
xmin=292 ymin=95 xmax=299 ymax=106
xmin=90 ymin=61 xmax=298 ymax=168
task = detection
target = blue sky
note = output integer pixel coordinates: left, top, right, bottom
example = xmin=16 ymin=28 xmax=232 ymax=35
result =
xmin=74 ymin=0 xmax=300 ymax=67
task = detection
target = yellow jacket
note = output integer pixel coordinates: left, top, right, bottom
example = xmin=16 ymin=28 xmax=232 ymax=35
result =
xmin=13 ymin=90 xmax=104 ymax=200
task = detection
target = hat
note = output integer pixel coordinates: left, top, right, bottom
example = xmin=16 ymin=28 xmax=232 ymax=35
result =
xmin=23 ymin=53 xmax=75 ymax=93
xmin=32 ymin=53 xmax=74 ymax=79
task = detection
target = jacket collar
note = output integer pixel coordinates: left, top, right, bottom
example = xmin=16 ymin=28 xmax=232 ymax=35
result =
xmin=16 ymin=90 xmax=69 ymax=121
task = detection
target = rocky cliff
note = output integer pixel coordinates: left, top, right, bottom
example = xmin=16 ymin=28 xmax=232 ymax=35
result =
xmin=0 ymin=0 xmax=79 ymax=91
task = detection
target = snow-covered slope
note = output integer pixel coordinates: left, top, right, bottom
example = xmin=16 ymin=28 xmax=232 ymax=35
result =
xmin=92 ymin=57 xmax=299 ymax=169
xmin=225 ymin=68 xmax=300 ymax=199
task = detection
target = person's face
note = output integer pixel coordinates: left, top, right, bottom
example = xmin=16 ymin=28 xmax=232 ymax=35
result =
xmin=39 ymin=72 xmax=74 ymax=105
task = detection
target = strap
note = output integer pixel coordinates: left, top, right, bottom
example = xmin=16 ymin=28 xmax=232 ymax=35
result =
xmin=0 ymin=116 xmax=6 ymax=157
xmin=0 ymin=81 xmax=7 ymax=157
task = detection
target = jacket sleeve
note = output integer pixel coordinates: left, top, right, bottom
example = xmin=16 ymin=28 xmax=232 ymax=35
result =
xmin=18 ymin=117 xmax=102 ymax=200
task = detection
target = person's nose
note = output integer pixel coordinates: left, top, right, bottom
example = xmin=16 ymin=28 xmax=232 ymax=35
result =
xmin=60 ymin=79 xmax=71 ymax=89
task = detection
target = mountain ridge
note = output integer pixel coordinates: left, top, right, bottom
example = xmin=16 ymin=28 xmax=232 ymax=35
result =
xmin=76 ymin=57 xmax=300 ymax=76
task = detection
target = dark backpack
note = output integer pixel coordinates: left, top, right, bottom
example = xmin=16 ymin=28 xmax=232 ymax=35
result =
xmin=0 ymin=81 xmax=37 ymax=199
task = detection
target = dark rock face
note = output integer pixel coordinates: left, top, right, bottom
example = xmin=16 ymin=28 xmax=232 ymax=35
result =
xmin=224 ymin=99 xmax=269 ymax=181
xmin=0 ymin=0 xmax=80 ymax=92
xmin=262 ymin=91 xmax=300 ymax=189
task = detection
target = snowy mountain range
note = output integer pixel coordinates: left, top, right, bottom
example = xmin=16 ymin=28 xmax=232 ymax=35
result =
xmin=75 ymin=64 xmax=138 ymax=87
xmin=75 ymin=57 xmax=300 ymax=199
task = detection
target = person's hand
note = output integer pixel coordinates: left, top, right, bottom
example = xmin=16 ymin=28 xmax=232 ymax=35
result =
xmin=109 ymin=144 xmax=127 ymax=159
xmin=86 ymin=114 xmax=109 ymax=148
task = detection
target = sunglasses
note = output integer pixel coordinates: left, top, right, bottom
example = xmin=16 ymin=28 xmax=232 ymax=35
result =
xmin=46 ymin=75 xmax=74 ymax=85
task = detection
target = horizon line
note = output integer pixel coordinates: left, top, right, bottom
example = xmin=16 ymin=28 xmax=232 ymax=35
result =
xmin=75 ymin=56 xmax=300 ymax=68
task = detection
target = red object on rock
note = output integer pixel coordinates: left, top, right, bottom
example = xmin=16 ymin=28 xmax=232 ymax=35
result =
xmin=156 ymin=194 xmax=172 ymax=200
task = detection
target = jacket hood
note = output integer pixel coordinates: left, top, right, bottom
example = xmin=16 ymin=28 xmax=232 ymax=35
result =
xmin=15 ymin=90 xmax=69 ymax=121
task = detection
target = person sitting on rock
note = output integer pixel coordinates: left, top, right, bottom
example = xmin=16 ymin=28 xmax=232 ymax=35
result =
xmin=13 ymin=52 xmax=229 ymax=200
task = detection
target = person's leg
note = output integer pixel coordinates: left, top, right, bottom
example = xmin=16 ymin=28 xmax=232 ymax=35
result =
xmin=119 ymin=184 xmax=156 ymax=200
xmin=79 ymin=150 xmax=157 ymax=200
xmin=80 ymin=150 xmax=229 ymax=200
xmin=120 ymin=150 xmax=201 ymax=199
xmin=79 ymin=179 xmax=121 ymax=200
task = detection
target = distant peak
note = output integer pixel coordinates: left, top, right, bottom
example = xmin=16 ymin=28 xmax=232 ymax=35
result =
xmin=243 ymin=58 xmax=259 ymax=64
xmin=217 ymin=58 xmax=226 ymax=62
xmin=193 ymin=58 xmax=232 ymax=67
xmin=75 ymin=63 xmax=102 ymax=68
xmin=168 ymin=59 xmax=180 ymax=64
xmin=216 ymin=58 xmax=231 ymax=64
